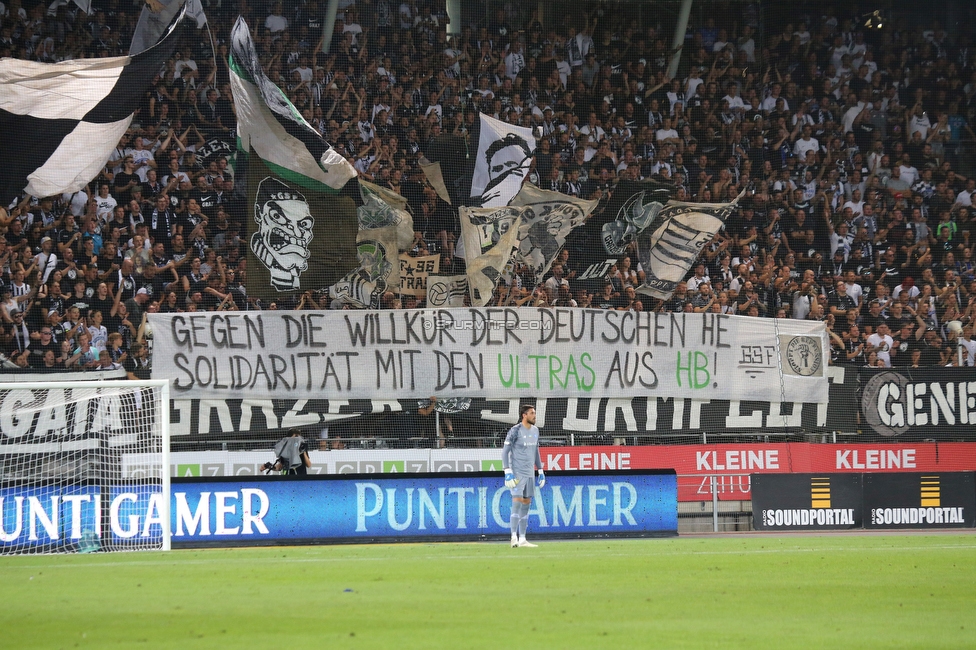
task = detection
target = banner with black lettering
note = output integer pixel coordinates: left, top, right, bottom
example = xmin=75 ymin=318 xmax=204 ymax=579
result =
xmin=149 ymin=308 xmax=828 ymax=402
xmin=133 ymin=366 xmax=855 ymax=449
xmin=398 ymin=254 xmax=440 ymax=297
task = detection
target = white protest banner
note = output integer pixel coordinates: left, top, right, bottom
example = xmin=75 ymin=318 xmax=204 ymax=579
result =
xmin=398 ymin=253 xmax=440 ymax=296
xmin=149 ymin=309 xmax=828 ymax=403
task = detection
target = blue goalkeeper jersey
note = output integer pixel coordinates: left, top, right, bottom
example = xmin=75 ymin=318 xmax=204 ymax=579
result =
xmin=502 ymin=423 xmax=542 ymax=479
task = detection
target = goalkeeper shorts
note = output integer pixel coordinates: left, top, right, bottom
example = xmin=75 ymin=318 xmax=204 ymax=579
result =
xmin=511 ymin=476 xmax=535 ymax=499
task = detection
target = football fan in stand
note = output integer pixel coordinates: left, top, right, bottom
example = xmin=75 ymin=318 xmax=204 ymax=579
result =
xmin=262 ymin=428 xmax=312 ymax=475
xmin=502 ymin=404 xmax=546 ymax=547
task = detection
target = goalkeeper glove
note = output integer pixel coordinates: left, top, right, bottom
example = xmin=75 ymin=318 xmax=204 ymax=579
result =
xmin=504 ymin=468 xmax=518 ymax=489
xmin=537 ymin=469 xmax=546 ymax=488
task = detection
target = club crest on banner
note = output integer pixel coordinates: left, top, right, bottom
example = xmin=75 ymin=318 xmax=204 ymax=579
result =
xmin=782 ymin=335 xmax=824 ymax=377
xmin=330 ymin=238 xmax=395 ymax=308
xmin=250 ymin=177 xmax=314 ymax=291
xmin=602 ymin=190 xmax=664 ymax=255
xmin=357 ymin=240 xmax=393 ymax=282
xmin=426 ymin=275 xmax=468 ymax=307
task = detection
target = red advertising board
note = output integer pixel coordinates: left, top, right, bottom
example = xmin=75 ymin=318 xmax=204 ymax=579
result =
xmin=541 ymin=443 xmax=976 ymax=501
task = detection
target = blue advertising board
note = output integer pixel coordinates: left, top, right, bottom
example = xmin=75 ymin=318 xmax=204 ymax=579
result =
xmin=0 ymin=484 xmax=102 ymax=552
xmin=0 ymin=471 xmax=676 ymax=548
xmin=168 ymin=470 xmax=677 ymax=546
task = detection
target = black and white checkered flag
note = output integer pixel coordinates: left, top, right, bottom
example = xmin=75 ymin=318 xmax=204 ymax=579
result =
xmin=0 ymin=6 xmax=188 ymax=205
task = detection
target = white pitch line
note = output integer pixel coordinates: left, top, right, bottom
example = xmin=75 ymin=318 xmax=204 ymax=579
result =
xmin=4 ymin=543 xmax=976 ymax=570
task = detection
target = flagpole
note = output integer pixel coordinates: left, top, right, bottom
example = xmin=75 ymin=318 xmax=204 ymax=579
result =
xmin=446 ymin=0 xmax=461 ymax=40
xmin=321 ymin=0 xmax=341 ymax=58
xmin=667 ymin=0 xmax=694 ymax=80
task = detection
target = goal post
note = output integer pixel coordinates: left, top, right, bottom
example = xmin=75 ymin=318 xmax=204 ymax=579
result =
xmin=0 ymin=379 xmax=171 ymax=554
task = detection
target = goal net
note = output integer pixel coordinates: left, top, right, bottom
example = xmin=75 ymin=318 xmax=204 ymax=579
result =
xmin=0 ymin=380 xmax=170 ymax=554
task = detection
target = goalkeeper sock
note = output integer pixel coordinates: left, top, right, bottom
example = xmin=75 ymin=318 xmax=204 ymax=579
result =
xmin=518 ymin=501 xmax=531 ymax=536
xmin=510 ymin=512 xmax=520 ymax=535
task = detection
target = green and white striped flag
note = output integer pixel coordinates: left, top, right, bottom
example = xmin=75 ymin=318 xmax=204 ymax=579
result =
xmin=229 ymin=17 xmax=356 ymax=193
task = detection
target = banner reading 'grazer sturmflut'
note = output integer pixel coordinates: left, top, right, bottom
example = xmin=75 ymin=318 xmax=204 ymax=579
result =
xmin=148 ymin=308 xmax=829 ymax=402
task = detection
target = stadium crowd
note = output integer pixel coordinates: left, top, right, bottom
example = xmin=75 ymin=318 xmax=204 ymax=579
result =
xmin=1 ymin=0 xmax=976 ymax=370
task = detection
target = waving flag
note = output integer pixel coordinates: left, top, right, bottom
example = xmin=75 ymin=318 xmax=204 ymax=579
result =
xmin=229 ymin=17 xmax=356 ymax=194
xmin=471 ymin=114 xmax=536 ymax=207
xmin=130 ymin=0 xmax=208 ymax=56
xmin=459 ymin=205 xmax=523 ymax=306
xmin=637 ymin=193 xmax=745 ymax=300
xmin=509 ymin=184 xmax=598 ymax=278
xmin=359 ymin=179 xmax=414 ymax=251
xmin=231 ymin=17 xmax=359 ymax=298
xmin=426 ymin=275 xmax=468 ymax=307
xmin=0 ymin=7 xmax=187 ymax=204
xmin=565 ymin=178 xmax=673 ymax=289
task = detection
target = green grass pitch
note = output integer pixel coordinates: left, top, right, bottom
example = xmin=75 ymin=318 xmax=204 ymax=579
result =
xmin=2 ymin=534 xmax=974 ymax=649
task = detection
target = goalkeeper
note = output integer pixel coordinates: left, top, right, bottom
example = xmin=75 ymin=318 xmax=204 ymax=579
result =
xmin=502 ymin=404 xmax=545 ymax=548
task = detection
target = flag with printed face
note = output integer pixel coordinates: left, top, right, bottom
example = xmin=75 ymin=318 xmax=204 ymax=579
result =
xmin=328 ymin=224 xmax=400 ymax=308
xmin=471 ymin=114 xmax=536 ymax=207
xmin=0 ymin=7 xmax=188 ymax=204
xmin=232 ymin=17 xmax=360 ymax=299
xmin=509 ymin=184 xmax=598 ymax=278
xmin=425 ymin=275 xmax=468 ymax=307
xmin=636 ymin=193 xmax=744 ymax=300
xmin=459 ymin=205 xmax=522 ymax=306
